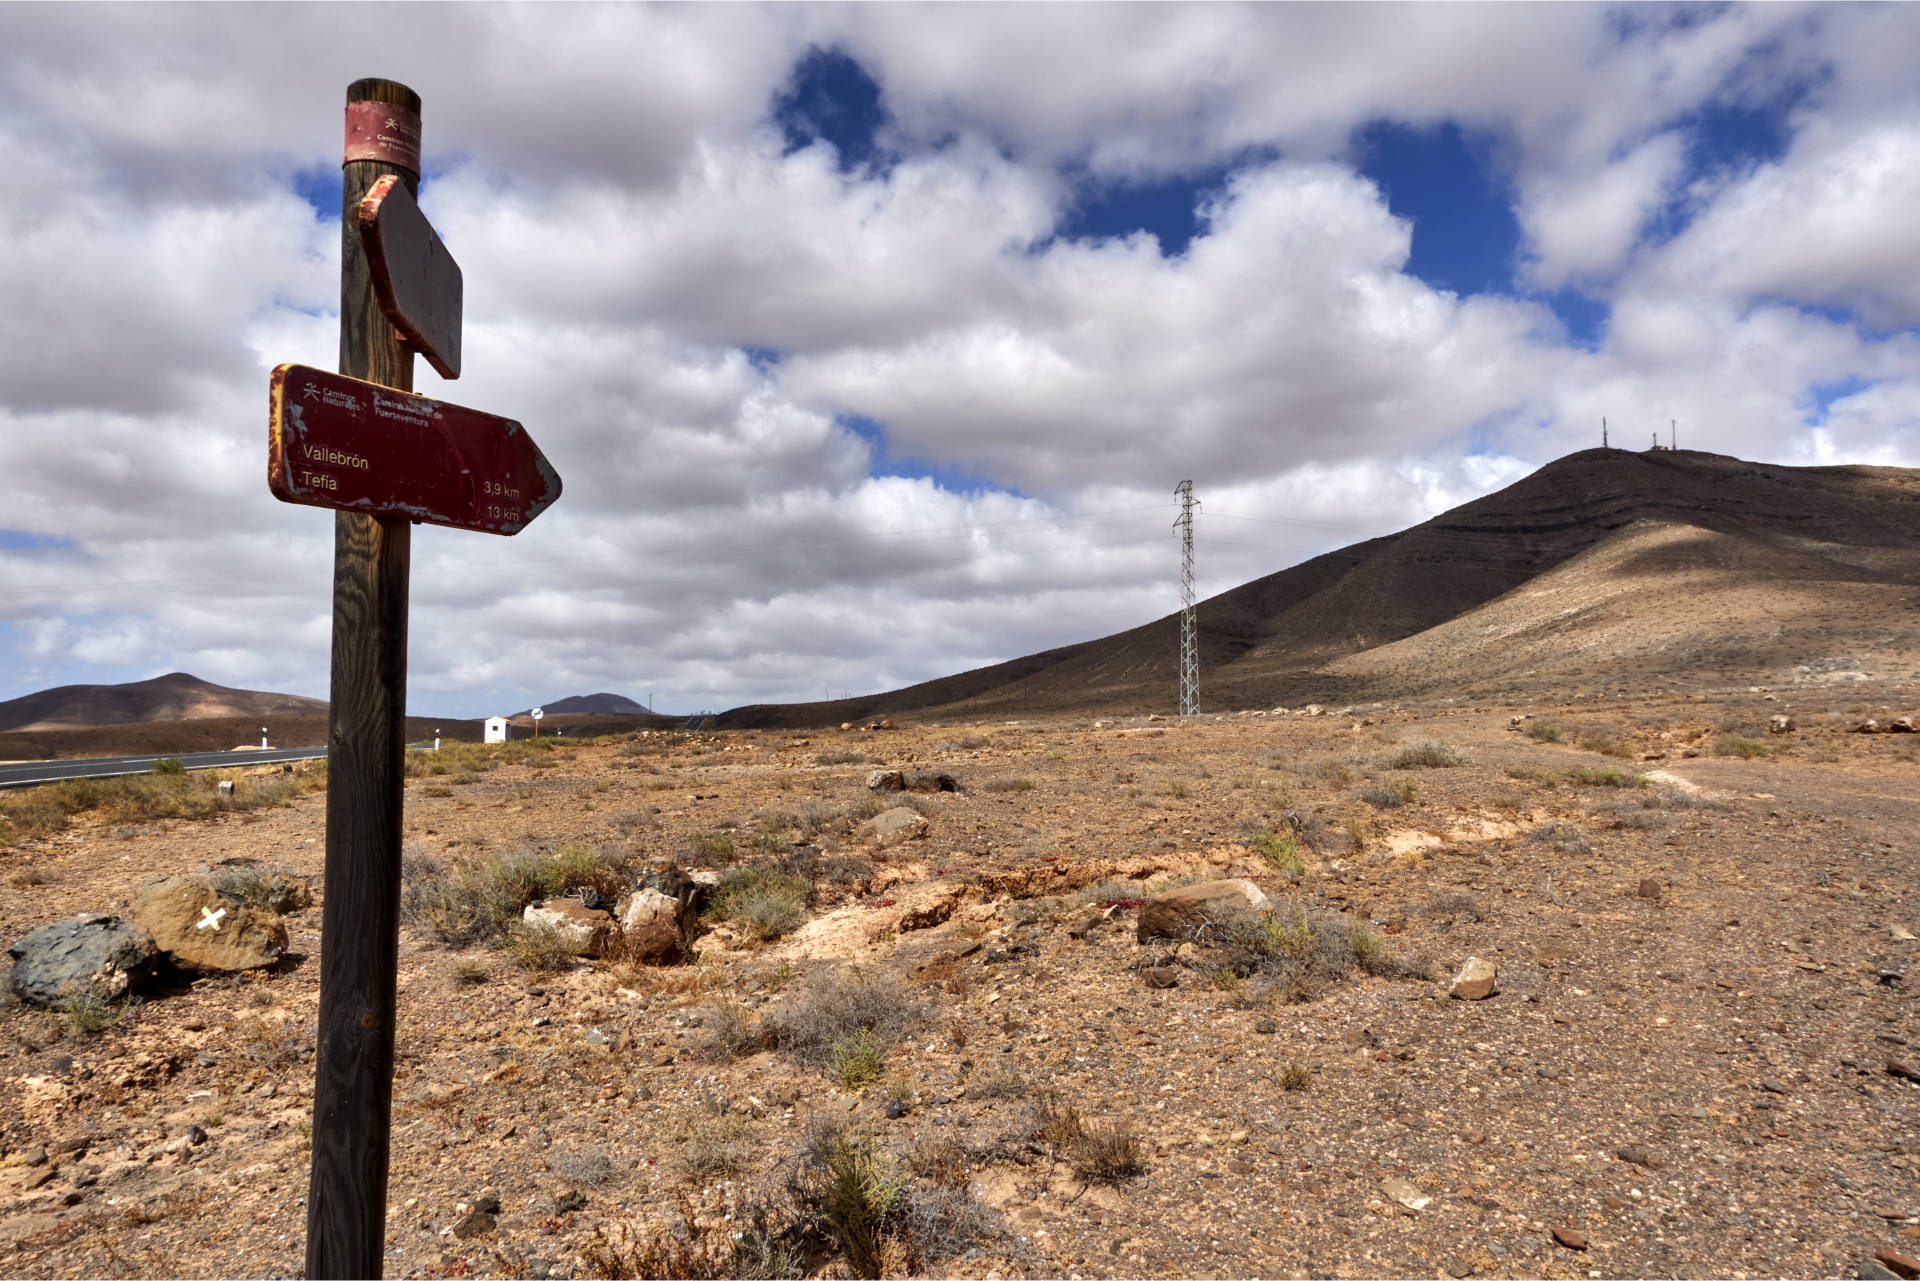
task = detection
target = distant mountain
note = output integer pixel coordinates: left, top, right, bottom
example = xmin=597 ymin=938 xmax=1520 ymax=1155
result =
xmin=714 ymin=448 xmax=1920 ymax=726
xmin=0 ymin=672 xmax=328 ymax=733
xmin=516 ymin=693 xmax=651 ymax=716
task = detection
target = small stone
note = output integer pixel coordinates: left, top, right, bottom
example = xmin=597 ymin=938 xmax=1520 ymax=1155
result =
xmin=1144 ymin=966 xmax=1179 ymax=989
xmin=1445 ymin=1259 xmax=1473 ymax=1278
xmin=862 ymin=807 xmax=929 ymax=847
xmin=1616 ymin=1142 xmax=1660 ymax=1168
xmin=1887 ymin=1060 xmax=1920 ymax=1082
xmin=473 ymin=1195 xmax=502 ymax=1215
xmin=1603 ymin=1196 xmax=1625 ymax=1211
xmin=185 ymin=1125 xmax=207 ymax=1146
xmin=1873 ymin=1250 xmax=1920 ymax=1279
xmin=1860 ymin=1262 xmax=1902 ymax=1280
xmin=885 ymin=1102 xmax=906 ymax=1120
xmin=22 ymin=1148 xmax=48 ymax=1168
xmin=554 ymin=1189 xmax=587 ymax=1213
xmin=1254 ymin=1019 xmax=1277 ymax=1034
xmin=1449 ymin=956 xmax=1498 ymax=1001
xmin=22 ymin=1166 xmax=55 ymax=1190
xmin=1636 ymin=878 xmax=1663 ymax=901
xmin=865 ymin=769 xmax=905 ymax=792
xmin=1551 ymin=1226 xmax=1589 ymax=1251
xmin=452 ymin=1210 xmax=497 ymax=1239
xmin=1760 ymin=1079 xmax=1788 ymax=1095
xmin=1382 ymin=1177 xmax=1432 ymax=1211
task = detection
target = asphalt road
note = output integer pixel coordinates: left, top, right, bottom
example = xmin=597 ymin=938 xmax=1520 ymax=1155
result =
xmin=0 ymin=745 xmax=331 ymax=790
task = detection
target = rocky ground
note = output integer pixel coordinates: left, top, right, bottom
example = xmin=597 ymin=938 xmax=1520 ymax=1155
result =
xmin=1 ymin=688 xmax=1918 ymax=1280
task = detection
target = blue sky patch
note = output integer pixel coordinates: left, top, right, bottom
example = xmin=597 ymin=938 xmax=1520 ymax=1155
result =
xmin=1354 ymin=119 xmax=1518 ymax=298
xmin=774 ymin=47 xmax=892 ymax=174
xmin=1806 ymin=376 xmax=1874 ymax=422
xmin=839 ymin=414 xmax=1016 ymax=496
xmin=743 ymin=346 xmax=783 ymax=374
xmin=0 ymin=529 xmax=77 ymax=552
xmin=1055 ymin=151 xmax=1274 ymax=257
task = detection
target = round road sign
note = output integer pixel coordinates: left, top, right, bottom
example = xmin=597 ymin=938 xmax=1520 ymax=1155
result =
xmin=531 ymin=707 xmax=544 ymax=720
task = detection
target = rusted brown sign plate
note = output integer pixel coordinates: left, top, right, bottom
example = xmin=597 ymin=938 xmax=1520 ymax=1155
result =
xmin=268 ymin=365 xmax=559 ymax=535
xmin=358 ymin=174 xmax=462 ymax=379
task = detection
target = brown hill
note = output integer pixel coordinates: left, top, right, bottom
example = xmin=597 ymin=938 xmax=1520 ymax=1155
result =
xmin=715 ymin=448 xmax=1920 ymax=727
xmin=515 ymin=694 xmax=652 ymax=716
xmin=0 ymin=672 xmax=328 ymax=734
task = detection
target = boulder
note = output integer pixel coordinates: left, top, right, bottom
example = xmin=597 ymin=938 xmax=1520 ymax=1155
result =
xmin=865 ymin=769 xmax=906 ymax=792
xmin=636 ymin=864 xmax=717 ymax=914
xmin=8 ymin=916 xmax=158 ymax=1008
xmin=617 ymin=888 xmax=685 ymax=962
xmin=523 ymin=899 xmax=617 ymax=956
xmin=1767 ymin=715 xmax=1795 ymax=735
xmin=131 ymin=876 xmax=287 ymax=973
xmin=204 ymin=858 xmax=311 ymax=914
xmin=1449 ymin=955 xmax=1498 ymax=1000
xmin=905 ymin=772 xmax=959 ymax=793
xmin=862 ymin=807 xmax=928 ymax=847
xmin=1136 ymin=879 xmax=1272 ymax=943
xmin=1852 ymin=719 xmax=1882 ymax=734
xmin=1893 ymin=718 xmax=1918 ymax=734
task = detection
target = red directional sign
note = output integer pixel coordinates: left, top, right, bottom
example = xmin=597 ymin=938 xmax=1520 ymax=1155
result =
xmin=267 ymin=364 xmax=560 ymax=535
xmin=358 ymin=175 xmax=462 ymax=379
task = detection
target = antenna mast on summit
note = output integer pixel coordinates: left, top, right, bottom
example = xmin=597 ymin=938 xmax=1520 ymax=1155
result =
xmin=1602 ymin=417 xmax=1608 ymax=448
xmin=1174 ymin=480 xmax=1199 ymax=717
xmin=1672 ymin=419 xmax=1677 ymax=451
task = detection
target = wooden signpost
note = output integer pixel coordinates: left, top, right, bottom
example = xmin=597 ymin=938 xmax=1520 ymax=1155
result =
xmin=275 ymin=80 xmax=562 ymax=1279
xmin=358 ymin=174 xmax=463 ymax=378
xmin=268 ymin=364 xmax=559 ymax=534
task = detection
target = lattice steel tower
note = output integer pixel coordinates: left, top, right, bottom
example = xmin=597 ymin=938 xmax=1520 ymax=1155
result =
xmin=1174 ymin=480 xmax=1199 ymax=716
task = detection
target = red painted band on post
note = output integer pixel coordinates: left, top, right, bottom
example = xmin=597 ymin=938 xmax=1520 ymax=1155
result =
xmin=343 ymin=100 xmax=421 ymax=173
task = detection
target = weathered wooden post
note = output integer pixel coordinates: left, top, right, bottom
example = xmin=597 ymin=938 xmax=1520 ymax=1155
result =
xmin=305 ymin=77 xmax=420 ymax=1280
xmin=270 ymin=80 xmax=558 ymax=1278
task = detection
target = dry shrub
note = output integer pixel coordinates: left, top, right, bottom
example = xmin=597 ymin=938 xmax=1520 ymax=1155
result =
xmin=549 ymin=1144 xmax=617 ymax=1186
xmin=1380 ymin=738 xmax=1467 ymax=769
xmin=1030 ymin=1093 xmax=1146 ymax=1183
xmin=581 ymin=1190 xmax=797 ymax=1281
xmin=967 ymin=1066 xmax=1027 ymax=1100
xmin=673 ymin=1105 xmax=757 ymax=1182
xmin=1217 ymin=903 xmax=1425 ymax=999
xmin=503 ymin=921 xmax=583 ymax=976
xmin=0 ymin=766 xmax=325 ymax=846
xmin=789 ymin=1121 xmax=1006 ymax=1279
xmin=767 ymin=967 xmax=923 ymax=1066
xmin=401 ymin=842 xmax=633 ymax=946
xmin=1528 ymin=821 xmax=1591 ymax=855
xmin=698 ymin=1000 xmax=770 ymax=1059
xmin=1247 ymin=827 xmax=1305 ymax=873
xmin=707 ymin=866 xmax=811 ymax=940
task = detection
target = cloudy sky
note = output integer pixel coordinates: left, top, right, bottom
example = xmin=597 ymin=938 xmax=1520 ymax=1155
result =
xmin=2 ymin=3 xmax=1917 ymax=718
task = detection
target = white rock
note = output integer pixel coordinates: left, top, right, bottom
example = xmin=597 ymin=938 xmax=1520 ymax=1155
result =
xmin=617 ymin=888 xmax=684 ymax=962
xmin=522 ymin=899 xmax=616 ymax=957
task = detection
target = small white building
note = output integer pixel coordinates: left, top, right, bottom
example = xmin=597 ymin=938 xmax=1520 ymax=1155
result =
xmin=484 ymin=716 xmax=509 ymax=744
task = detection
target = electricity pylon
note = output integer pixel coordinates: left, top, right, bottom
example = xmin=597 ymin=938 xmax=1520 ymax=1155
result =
xmin=1174 ymin=480 xmax=1199 ymax=716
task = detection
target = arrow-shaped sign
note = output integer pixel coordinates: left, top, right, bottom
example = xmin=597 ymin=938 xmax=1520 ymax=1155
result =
xmin=358 ymin=174 xmax=462 ymax=379
xmin=268 ymin=364 xmax=560 ymax=535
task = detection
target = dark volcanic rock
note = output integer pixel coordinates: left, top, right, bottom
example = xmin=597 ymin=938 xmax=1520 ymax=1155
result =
xmin=8 ymin=915 xmax=157 ymax=1008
